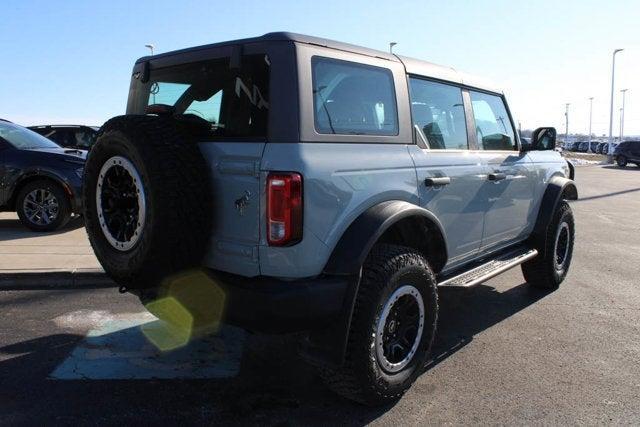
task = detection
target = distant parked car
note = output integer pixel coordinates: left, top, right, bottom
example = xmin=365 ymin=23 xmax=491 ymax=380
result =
xmin=596 ymin=142 xmax=606 ymax=154
xmin=602 ymin=142 xmax=619 ymax=156
xmin=568 ymin=142 xmax=581 ymax=151
xmin=577 ymin=142 xmax=589 ymax=152
xmin=0 ymin=120 xmax=86 ymax=231
xmin=613 ymin=141 xmax=640 ymax=167
xmin=28 ymin=125 xmax=99 ymax=150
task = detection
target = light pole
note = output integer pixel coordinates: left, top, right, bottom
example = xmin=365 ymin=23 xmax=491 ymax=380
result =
xmin=145 ymin=44 xmax=156 ymax=104
xmin=587 ymin=97 xmax=594 ymax=153
xmin=607 ymin=48 xmax=624 ymax=162
xmin=619 ymin=108 xmax=624 ymax=141
xmin=620 ymin=88 xmax=629 ymax=141
xmin=389 ymin=42 xmax=397 ymax=54
xmin=564 ymin=103 xmax=570 ymax=147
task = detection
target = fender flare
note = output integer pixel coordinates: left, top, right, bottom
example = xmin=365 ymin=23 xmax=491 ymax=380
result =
xmin=300 ymin=200 xmax=448 ymax=368
xmin=323 ymin=200 xmax=448 ymax=275
xmin=530 ymin=175 xmax=578 ymax=253
xmin=7 ymin=170 xmax=74 ymax=209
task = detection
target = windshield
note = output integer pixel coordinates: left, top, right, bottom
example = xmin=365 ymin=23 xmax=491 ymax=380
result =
xmin=0 ymin=121 xmax=61 ymax=149
xmin=132 ymin=54 xmax=270 ymax=139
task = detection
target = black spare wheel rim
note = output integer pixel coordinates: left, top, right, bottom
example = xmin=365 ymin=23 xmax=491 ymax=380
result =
xmin=96 ymin=156 xmax=146 ymax=251
xmin=22 ymin=188 xmax=59 ymax=226
xmin=376 ymin=284 xmax=425 ymax=373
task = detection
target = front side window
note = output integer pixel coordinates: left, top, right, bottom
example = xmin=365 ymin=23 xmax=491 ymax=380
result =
xmin=409 ymin=78 xmax=468 ymax=150
xmin=312 ymin=57 xmax=398 ymax=135
xmin=470 ymin=91 xmax=516 ymax=151
xmin=134 ymin=54 xmax=270 ymax=139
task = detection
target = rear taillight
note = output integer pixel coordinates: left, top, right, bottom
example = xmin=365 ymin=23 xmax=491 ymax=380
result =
xmin=267 ymin=172 xmax=303 ymax=246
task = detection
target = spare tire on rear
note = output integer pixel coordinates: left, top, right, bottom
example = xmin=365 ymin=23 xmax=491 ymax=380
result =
xmin=83 ymin=115 xmax=212 ymax=289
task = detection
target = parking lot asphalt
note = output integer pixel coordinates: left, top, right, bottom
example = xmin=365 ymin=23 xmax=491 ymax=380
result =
xmin=1 ymin=165 xmax=639 ymax=425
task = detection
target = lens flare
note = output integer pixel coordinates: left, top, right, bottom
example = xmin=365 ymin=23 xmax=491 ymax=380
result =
xmin=141 ymin=269 xmax=226 ymax=351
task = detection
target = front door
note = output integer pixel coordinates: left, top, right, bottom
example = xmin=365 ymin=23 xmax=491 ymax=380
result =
xmin=407 ymin=77 xmax=486 ymax=268
xmin=467 ymin=90 xmax=535 ymax=251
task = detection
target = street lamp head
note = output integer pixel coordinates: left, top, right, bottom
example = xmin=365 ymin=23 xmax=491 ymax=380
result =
xmin=145 ymin=44 xmax=154 ymax=49
xmin=389 ymin=42 xmax=397 ymax=53
xmin=614 ymin=48 xmax=624 ymax=54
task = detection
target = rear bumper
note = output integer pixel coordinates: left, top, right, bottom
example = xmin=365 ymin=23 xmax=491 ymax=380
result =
xmin=213 ymin=272 xmax=350 ymax=334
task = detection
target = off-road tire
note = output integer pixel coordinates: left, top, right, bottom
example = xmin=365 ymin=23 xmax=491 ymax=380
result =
xmin=522 ymin=201 xmax=574 ymax=289
xmin=16 ymin=179 xmax=71 ymax=232
xmin=319 ymin=244 xmax=438 ymax=406
xmin=617 ymin=155 xmax=627 ymax=167
xmin=83 ymin=115 xmax=212 ymax=289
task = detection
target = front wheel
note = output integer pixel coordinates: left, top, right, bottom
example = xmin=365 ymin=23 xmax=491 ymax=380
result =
xmin=522 ymin=201 xmax=575 ymax=289
xmin=16 ymin=179 xmax=71 ymax=231
xmin=319 ymin=244 xmax=438 ymax=406
xmin=617 ymin=155 xmax=627 ymax=167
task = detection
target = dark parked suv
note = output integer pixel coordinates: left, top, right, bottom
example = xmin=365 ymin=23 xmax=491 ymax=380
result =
xmin=614 ymin=141 xmax=640 ymax=167
xmin=28 ymin=125 xmax=99 ymax=150
xmin=0 ymin=120 xmax=86 ymax=231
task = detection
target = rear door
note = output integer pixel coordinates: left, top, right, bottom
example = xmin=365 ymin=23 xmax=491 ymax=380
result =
xmin=127 ymin=44 xmax=278 ymax=277
xmin=407 ymin=77 xmax=486 ymax=267
xmin=468 ymin=90 xmax=535 ymax=251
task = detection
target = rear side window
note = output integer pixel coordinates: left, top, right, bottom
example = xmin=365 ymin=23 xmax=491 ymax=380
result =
xmin=409 ymin=78 xmax=468 ymax=150
xmin=134 ymin=54 xmax=270 ymax=139
xmin=469 ymin=91 xmax=516 ymax=151
xmin=312 ymin=57 xmax=398 ymax=136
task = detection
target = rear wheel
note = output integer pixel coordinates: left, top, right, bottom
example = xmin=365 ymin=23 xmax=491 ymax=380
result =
xmin=83 ymin=115 xmax=212 ymax=289
xmin=522 ymin=201 xmax=574 ymax=289
xmin=617 ymin=155 xmax=627 ymax=167
xmin=16 ymin=179 xmax=71 ymax=231
xmin=319 ymin=244 xmax=438 ymax=406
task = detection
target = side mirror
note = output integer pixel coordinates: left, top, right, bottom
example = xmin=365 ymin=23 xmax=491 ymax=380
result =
xmin=528 ymin=127 xmax=556 ymax=151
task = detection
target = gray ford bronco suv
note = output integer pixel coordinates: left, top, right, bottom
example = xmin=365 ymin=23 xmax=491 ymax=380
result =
xmin=83 ymin=32 xmax=577 ymax=405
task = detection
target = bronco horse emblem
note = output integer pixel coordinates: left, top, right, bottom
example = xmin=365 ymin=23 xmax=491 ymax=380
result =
xmin=234 ymin=190 xmax=251 ymax=216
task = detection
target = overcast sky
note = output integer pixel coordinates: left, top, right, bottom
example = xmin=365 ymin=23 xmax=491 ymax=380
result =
xmin=1 ymin=0 xmax=638 ymax=136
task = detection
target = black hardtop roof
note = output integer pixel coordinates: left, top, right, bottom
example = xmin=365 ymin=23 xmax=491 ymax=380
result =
xmin=135 ymin=32 xmax=398 ymax=65
xmin=135 ymin=32 xmax=502 ymax=94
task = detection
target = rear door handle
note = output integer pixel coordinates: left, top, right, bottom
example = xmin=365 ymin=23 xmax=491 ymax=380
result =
xmin=424 ymin=177 xmax=451 ymax=186
xmin=488 ymin=173 xmax=506 ymax=182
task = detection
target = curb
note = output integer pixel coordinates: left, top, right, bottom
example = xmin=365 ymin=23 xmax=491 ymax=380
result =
xmin=0 ymin=268 xmax=115 ymax=289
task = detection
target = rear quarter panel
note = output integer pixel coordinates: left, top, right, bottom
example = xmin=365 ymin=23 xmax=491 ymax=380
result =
xmin=259 ymin=142 xmax=418 ymax=278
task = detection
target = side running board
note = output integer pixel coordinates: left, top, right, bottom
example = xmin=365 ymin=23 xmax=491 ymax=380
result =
xmin=437 ymin=248 xmax=538 ymax=288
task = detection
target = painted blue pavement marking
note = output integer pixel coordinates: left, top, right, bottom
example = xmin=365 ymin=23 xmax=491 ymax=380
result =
xmin=50 ymin=312 xmax=245 ymax=380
